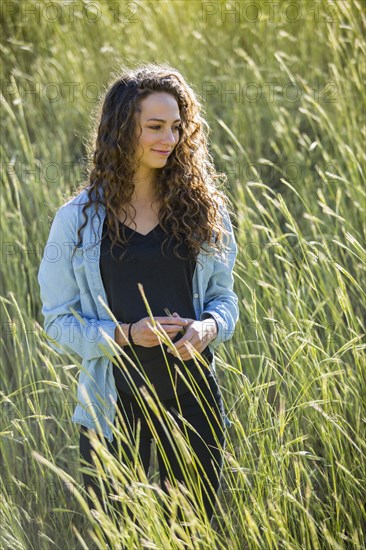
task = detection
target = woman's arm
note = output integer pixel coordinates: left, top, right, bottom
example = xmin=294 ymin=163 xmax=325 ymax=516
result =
xmin=200 ymin=205 xmax=239 ymax=349
xmin=38 ymin=205 xmax=122 ymax=361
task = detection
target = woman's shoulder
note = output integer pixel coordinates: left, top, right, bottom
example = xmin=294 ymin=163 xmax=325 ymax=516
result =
xmin=55 ymin=187 xmax=99 ymax=222
xmin=60 ymin=187 xmax=91 ymax=210
xmin=47 ymin=188 xmax=95 ymax=239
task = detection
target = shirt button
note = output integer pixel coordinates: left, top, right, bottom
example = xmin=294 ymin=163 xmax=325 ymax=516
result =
xmin=193 ymin=293 xmax=199 ymax=298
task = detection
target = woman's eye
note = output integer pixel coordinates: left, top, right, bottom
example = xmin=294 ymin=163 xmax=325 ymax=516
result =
xmin=149 ymin=126 xmax=182 ymax=131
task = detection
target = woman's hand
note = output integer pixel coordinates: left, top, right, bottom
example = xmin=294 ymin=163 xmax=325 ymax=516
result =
xmin=131 ymin=315 xmax=188 ymax=347
xmin=167 ymin=312 xmax=218 ymax=361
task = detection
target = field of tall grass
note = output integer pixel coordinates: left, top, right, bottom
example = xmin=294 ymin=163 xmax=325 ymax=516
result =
xmin=1 ymin=0 xmax=365 ymax=548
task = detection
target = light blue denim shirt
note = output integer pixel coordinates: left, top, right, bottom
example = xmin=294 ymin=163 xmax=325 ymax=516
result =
xmin=37 ymin=187 xmax=239 ymax=442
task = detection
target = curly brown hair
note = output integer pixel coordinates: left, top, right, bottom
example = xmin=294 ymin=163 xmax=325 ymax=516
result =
xmin=69 ymin=62 xmax=234 ymax=268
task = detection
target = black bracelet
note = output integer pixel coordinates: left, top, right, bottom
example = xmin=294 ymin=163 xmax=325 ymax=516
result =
xmin=128 ymin=322 xmax=135 ymax=345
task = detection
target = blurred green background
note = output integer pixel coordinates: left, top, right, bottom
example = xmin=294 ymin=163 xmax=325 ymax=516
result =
xmin=1 ymin=1 xmax=365 ymax=549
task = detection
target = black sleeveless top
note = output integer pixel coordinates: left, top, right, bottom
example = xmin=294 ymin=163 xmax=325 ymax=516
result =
xmin=99 ymin=217 xmax=214 ymax=401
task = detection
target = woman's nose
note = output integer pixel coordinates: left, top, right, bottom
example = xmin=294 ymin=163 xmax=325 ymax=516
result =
xmin=161 ymin=129 xmax=177 ymax=144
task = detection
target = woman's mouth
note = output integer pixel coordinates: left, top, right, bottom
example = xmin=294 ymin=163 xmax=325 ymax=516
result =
xmin=152 ymin=149 xmax=171 ymax=156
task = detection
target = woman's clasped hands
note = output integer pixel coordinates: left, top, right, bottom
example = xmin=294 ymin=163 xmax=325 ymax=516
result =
xmin=129 ymin=311 xmax=217 ymax=361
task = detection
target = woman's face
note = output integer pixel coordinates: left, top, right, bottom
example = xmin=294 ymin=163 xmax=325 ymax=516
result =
xmin=133 ymin=92 xmax=181 ymax=170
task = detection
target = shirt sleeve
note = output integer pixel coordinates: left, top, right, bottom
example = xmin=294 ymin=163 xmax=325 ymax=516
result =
xmin=200 ymin=205 xmax=239 ymax=349
xmin=37 ymin=205 xmax=121 ymax=361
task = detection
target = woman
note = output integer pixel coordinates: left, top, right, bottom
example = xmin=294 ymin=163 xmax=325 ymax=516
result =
xmin=38 ymin=63 xmax=239 ymax=528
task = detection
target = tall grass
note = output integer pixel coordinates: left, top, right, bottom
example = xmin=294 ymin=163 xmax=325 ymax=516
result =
xmin=1 ymin=0 xmax=365 ymax=548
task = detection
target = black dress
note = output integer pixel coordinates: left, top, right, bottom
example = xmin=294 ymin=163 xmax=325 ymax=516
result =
xmin=99 ymin=217 xmax=214 ymax=401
